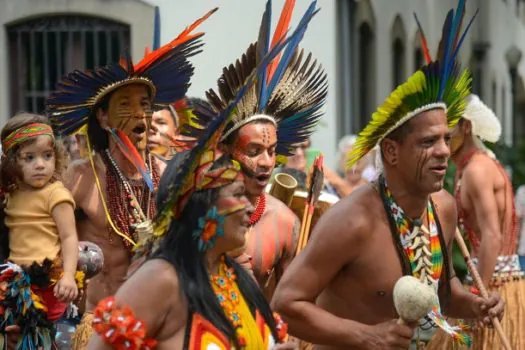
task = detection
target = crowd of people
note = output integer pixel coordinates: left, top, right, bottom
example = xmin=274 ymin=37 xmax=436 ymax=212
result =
xmin=0 ymin=0 xmax=524 ymax=349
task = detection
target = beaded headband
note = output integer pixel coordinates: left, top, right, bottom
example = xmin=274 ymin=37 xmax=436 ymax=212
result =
xmin=2 ymin=123 xmax=54 ymax=153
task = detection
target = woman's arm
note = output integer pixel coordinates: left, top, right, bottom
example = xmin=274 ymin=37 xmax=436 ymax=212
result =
xmin=87 ymin=259 xmax=186 ymax=349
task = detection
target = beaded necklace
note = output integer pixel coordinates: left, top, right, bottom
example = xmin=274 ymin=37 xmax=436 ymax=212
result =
xmin=104 ymin=150 xmax=159 ymax=249
xmin=248 ymin=194 xmax=266 ymax=226
xmin=380 ymin=177 xmax=471 ymax=345
xmin=210 ymin=258 xmax=247 ymax=347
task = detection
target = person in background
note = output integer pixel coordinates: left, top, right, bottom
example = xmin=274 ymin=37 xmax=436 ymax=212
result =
xmin=148 ymin=104 xmax=178 ymax=161
xmin=515 ymin=184 xmax=525 ymax=272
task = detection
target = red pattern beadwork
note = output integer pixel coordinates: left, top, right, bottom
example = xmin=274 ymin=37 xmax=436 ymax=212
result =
xmin=93 ymin=296 xmax=157 ymax=350
xmin=105 ymin=153 xmax=160 ymax=249
xmin=248 ymin=194 xmax=266 ymax=226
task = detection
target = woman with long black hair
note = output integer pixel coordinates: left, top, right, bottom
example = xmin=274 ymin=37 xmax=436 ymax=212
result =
xmin=87 ymin=147 xmax=294 ymax=349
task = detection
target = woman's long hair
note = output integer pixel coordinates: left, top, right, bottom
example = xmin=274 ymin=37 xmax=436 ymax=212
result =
xmin=153 ymin=151 xmax=279 ymax=347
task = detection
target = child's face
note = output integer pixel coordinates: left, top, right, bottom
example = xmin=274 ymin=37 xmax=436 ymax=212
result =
xmin=16 ymin=135 xmax=56 ymax=189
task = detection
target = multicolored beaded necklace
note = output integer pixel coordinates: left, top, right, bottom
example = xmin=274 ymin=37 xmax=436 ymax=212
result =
xmin=383 ymin=184 xmax=443 ymax=287
xmin=381 ymin=178 xmax=471 ymax=345
xmin=210 ymin=258 xmax=247 ymax=347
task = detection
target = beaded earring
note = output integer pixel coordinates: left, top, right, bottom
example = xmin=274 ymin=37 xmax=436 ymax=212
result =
xmin=193 ymin=206 xmax=225 ymax=251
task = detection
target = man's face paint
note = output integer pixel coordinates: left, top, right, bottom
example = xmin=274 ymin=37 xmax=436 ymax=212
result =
xmin=106 ymin=84 xmax=153 ymax=152
xmin=394 ymin=108 xmax=451 ymax=194
xmin=231 ymin=122 xmax=277 ymax=198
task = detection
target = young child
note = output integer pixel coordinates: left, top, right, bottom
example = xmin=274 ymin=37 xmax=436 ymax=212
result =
xmin=0 ymin=113 xmax=79 ymax=348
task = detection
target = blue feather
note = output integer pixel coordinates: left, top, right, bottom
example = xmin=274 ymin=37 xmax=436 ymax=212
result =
xmin=258 ymin=0 xmax=272 ymax=108
xmin=441 ymin=0 xmax=464 ymax=93
xmin=447 ymin=8 xmax=479 ymax=74
xmin=262 ymin=1 xmax=318 ymax=108
xmin=437 ymin=10 xmax=454 ymax=99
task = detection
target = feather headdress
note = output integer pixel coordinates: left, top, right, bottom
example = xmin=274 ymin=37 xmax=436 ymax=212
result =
xmin=347 ymin=0 xmax=477 ymax=169
xmin=46 ymin=8 xmax=217 ymax=136
xmin=152 ymin=10 xmax=319 ymax=238
xmin=463 ymin=94 xmax=501 ymax=143
xmin=183 ymin=0 xmax=327 ymax=162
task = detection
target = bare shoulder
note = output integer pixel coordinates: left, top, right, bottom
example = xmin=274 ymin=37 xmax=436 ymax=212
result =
xmin=266 ymin=194 xmax=299 ymax=224
xmin=463 ymin=153 xmax=497 ymax=181
xmin=430 ymin=189 xmax=457 ymax=243
xmin=64 ymin=156 xmax=104 ymax=201
xmin=313 ymin=183 xmax=381 ymax=242
xmin=118 ymin=258 xmax=181 ymax=306
xmin=431 ymin=189 xmax=456 ymax=219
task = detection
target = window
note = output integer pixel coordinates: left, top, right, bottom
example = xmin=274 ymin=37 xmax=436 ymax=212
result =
xmin=8 ymin=15 xmax=130 ymax=115
xmin=392 ymin=39 xmax=405 ymax=89
xmin=391 ymin=16 xmax=406 ymax=90
xmin=357 ymin=23 xmax=375 ymax=129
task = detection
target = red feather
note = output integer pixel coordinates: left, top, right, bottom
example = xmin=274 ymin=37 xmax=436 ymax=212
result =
xmin=414 ymin=13 xmax=432 ymax=64
xmin=267 ymin=0 xmax=295 ymax=82
xmin=134 ymin=8 xmax=218 ymax=74
xmin=144 ymin=46 xmax=151 ymax=57
xmin=115 ymin=129 xmax=147 ymax=173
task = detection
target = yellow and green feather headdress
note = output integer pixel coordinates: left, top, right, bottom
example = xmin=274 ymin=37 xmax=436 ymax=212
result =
xmin=347 ymin=0 xmax=477 ymax=169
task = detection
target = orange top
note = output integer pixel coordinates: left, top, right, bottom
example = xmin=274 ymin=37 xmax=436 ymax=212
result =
xmin=5 ymin=181 xmax=75 ymax=265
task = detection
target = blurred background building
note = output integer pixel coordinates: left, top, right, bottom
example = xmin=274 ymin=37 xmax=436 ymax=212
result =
xmin=1 ymin=0 xmax=524 ymax=167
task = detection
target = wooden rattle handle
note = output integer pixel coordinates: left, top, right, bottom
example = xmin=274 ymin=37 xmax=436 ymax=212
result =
xmin=453 ymin=228 xmax=512 ymax=350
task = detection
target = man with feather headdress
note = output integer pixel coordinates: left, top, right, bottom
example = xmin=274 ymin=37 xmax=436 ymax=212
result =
xmin=272 ymin=2 xmax=505 ymax=349
xmin=44 ymin=11 xmax=216 ymax=349
xmin=183 ymin=0 xmax=328 ymax=301
xmin=425 ymin=94 xmax=525 ymax=349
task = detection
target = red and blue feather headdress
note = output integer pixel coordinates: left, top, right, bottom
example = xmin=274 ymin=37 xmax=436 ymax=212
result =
xmin=182 ymin=0 xmax=327 ymax=163
xmin=152 ymin=3 xmax=320 ymax=238
xmin=46 ymin=9 xmax=217 ymax=136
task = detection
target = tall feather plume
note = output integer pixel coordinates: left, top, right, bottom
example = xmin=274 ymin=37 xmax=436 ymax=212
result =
xmin=154 ymin=18 xmax=305 ymax=229
xmin=263 ymin=1 xmax=319 ymax=109
xmin=134 ymin=8 xmax=217 ymax=74
xmin=180 ymin=0 xmax=324 ymax=159
xmin=267 ymin=0 xmax=296 ymax=81
xmin=257 ymin=0 xmax=272 ymax=107
xmin=414 ymin=13 xmax=432 ymax=64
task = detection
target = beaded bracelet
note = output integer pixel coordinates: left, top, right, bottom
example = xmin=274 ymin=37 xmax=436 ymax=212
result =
xmin=92 ymin=296 xmax=157 ymax=350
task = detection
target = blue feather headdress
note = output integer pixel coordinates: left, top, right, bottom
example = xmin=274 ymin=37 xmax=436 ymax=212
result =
xmin=46 ymin=9 xmax=217 ymax=136
xmin=182 ymin=0 xmax=327 ymax=162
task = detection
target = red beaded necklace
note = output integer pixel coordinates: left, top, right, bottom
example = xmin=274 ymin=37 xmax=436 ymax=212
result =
xmin=248 ymin=194 xmax=266 ymax=226
xmin=105 ymin=151 xmax=160 ymax=249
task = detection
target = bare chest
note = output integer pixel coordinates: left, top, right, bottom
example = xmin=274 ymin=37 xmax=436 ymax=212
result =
xmin=318 ymin=224 xmax=406 ymax=324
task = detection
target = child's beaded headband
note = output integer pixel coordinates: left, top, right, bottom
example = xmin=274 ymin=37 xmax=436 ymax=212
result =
xmin=2 ymin=123 xmax=54 ymax=153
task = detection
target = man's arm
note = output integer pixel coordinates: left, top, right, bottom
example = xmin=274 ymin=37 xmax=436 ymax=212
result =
xmin=435 ymin=189 xmax=503 ymax=322
xmin=463 ymin=161 xmax=501 ymax=287
xmin=272 ymin=197 xmax=382 ymax=348
xmin=276 ymin=215 xmax=300 ymax=281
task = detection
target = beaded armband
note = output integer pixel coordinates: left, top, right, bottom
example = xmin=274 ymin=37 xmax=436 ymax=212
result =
xmin=273 ymin=312 xmax=288 ymax=343
xmin=92 ymin=296 xmax=157 ymax=350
